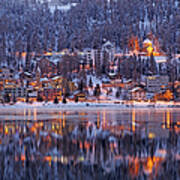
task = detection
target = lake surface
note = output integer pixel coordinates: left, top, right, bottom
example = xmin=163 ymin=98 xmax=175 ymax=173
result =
xmin=0 ymin=108 xmax=179 ymax=180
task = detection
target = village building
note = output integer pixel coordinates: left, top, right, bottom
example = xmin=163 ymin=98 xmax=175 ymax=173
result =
xmin=102 ymin=41 xmax=115 ymax=62
xmin=82 ymin=48 xmax=94 ymax=68
xmin=172 ymin=57 xmax=180 ymax=80
xmin=129 ymin=87 xmax=146 ymax=101
xmin=0 ymin=67 xmax=14 ymax=79
xmin=146 ymin=75 xmax=169 ymax=93
xmin=74 ymin=91 xmax=86 ymax=102
xmin=37 ymin=58 xmax=57 ymax=77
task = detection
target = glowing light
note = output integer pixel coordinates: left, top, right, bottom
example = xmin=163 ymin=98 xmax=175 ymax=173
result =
xmin=33 ymin=108 xmax=37 ymax=121
xmin=24 ymin=109 xmax=26 ymax=121
xmin=44 ymin=156 xmax=51 ymax=162
xmin=147 ymin=46 xmax=153 ymax=56
xmin=148 ymin=132 xmax=155 ymax=139
xmin=143 ymin=157 xmax=154 ymax=175
xmin=166 ymin=110 xmax=170 ymax=129
xmin=21 ymin=155 xmax=26 ymax=161
xmin=63 ymin=112 xmax=65 ymax=128
xmin=84 ymin=141 xmax=90 ymax=150
xmin=44 ymin=52 xmax=53 ymax=56
xmin=21 ymin=52 xmax=26 ymax=58
xmin=28 ymin=109 xmax=31 ymax=121
xmin=103 ymin=111 xmax=106 ymax=128
xmin=5 ymin=127 xmax=8 ymax=134
xmin=132 ymin=109 xmax=135 ymax=132
xmin=97 ymin=112 xmax=100 ymax=128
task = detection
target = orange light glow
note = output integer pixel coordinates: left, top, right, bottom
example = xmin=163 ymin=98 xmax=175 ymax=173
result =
xmin=44 ymin=156 xmax=52 ymax=162
xmin=21 ymin=155 xmax=26 ymax=161
xmin=21 ymin=52 xmax=27 ymax=58
xmin=103 ymin=111 xmax=106 ymax=128
xmin=84 ymin=141 xmax=90 ymax=150
xmin=132 ymin=109 xmax=135 ymax=132
xmin=147 ymin=46 xmax=153 ymax=56
xmin=63 ymin=112 xmax=65 ymax=128
xmin=44 ymin=52 xmax=53 ymax=56
xmin=79 ymin=141 xmax=83 ymax=149
xmin=129 ymin=35 xmax=164 ymax=57
xmin=97 ymin=112 xmax=100 ymax=129
xmin=143 ymin=157 xmax=154 ymax=174
xmin=148 ymin=132 xmax=155 ymax=139
xmin=33 ymin=108 xmax=37 ymax=121
xmin=166 ymin=110 xmax=170 ymax=129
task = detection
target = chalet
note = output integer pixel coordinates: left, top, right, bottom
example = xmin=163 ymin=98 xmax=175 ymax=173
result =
xmin=102 ymin=41 xmax=115 ymax=62
xmin=38 ymin=87 xmax=62 ymax=101
xmin=68 ymin=81 xmax=77 ymax=93
xmin=174 ymin=85 xmax=180 ymax=101
xmin=37 ymin=58 xmax=57 ymax=77
xmin=3 ymin=86 xmax=27 ymax=99
xmin=28 ymin=90 xmax=38 ymax=102
xmin=19 ymin=72 xmax=33 ymax=81
xmin=129 ymin=87 xmax=146 ymax=101
xmin=82 ymin=48 xmax=94 ymax=67
xmin=74 ymin=91 xmax=86 ymax=102
xmin=51 ymin=76 xmax=63 ymax=89
xmin=172 ymin=57 xmax=180 ymax=80
xmin=146 ymin=75 xmax=169 ymax=93
xmin=0 ymin=67 xmax=14 ymax=79
xmin=123 ymin=79 xmax=136 ymax=90
xmin=40 ymin=77 xmax=50 ymax=88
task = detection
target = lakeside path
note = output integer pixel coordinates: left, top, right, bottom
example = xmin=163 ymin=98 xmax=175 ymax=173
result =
xmin=0 ymin=101 xmax=180 ymax=110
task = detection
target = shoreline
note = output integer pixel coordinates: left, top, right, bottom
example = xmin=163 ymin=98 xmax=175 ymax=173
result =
xmin=0 ymin=101 xmax=180 ymax=109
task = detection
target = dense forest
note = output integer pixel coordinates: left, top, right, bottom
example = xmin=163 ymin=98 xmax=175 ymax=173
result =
xmin=0 ymin=0 xmax=179 ymax=73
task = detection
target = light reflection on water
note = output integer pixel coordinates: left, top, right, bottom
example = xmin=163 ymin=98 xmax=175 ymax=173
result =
xmin=0 ymin=108 xmax=179 ymax=179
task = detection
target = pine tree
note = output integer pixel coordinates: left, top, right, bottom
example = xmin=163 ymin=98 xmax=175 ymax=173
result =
xmin=89 ymin=77 xmax=93 ymax=88
xmin=13 ymin=95 xmax=16 ymax=103
xmin=37 ymin=93 xmax=43 ymax=102
xmin=4 ymin=93 xmax=10 ymax=103
xmin=62 ymin=97 xmax=67 ymax=104
xmin=78 ymin=80 xmax=84 ymax=92
xmin=149 ymin=53 xmax=157 ymax=75
xmin=75 ymin=96 xmax=78 ymax=103
xmin=94 ymin=84 xmax=101 ymax=97
xmin=116 ymin=91 xmax=120 ymax=98
xmin=54 ymin=96 xmax=59 ymax=104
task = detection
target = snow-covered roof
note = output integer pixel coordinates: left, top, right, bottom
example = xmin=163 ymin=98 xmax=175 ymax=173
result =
xmin=24 ymin=72 xmax=32 ymax=76
xmin=40 ymin=77 xmax=49 ymax=82
xmin=130 ymin=87 xmax=142 ymax=92
xmin=14 ymin=74 xmax=20 ymax=80
xmin=51 ymin=76 xmax=61 ymax=80
xmin=102 ymin=77 xmax=110 ymax=83
xmin=103 ymin=41 xmax=114 ymax=48
xmin=49 ymin=56 xmax=62 ymax=65
xmin=109 ymin=72 xmax=117 ymax=77
xmin=49 ymin=3 xmax=78 ymax=13
xmin=143 ymin=39 xmax=152 ymax=45
xmin=29 ymin=91 xmax=37 ymax=97
xmin=141 ymin=56 xmax=167 ymax=63
xmin=123 ymin=79 xmax=132 ymax=83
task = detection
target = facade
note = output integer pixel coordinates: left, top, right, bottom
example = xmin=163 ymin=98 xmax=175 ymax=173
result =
xmin=172 ymin=57 xmax=180 ymax=80
xmin=0 ymin=67 xmax=14 ymax=79
xmin=102 ymin=41 xmax=115 ymax=62
xmin=146 ymin=75 xmax=169 ymax=93
xmin=3 ymin=87 xmax=27 ymax=98
xmin=83 ymin=48 xmax=94 ymax=67
xmin=129 ymin=87 xmax=146 ymax=101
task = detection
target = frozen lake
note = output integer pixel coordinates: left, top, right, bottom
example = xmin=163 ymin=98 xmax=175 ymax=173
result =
xmin=0 ymin=108 xmax=179 ymax=179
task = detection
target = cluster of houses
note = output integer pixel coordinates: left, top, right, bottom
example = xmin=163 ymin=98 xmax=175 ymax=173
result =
xmin=0 ymin=37 xmax=180 ymax=104
xmin=0 ymin=68 xmax=179 ymax=103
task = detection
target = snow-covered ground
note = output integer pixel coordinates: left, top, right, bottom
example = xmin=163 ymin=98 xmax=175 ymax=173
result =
xmin=0 ymin=101 xmax=180 ymax=110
